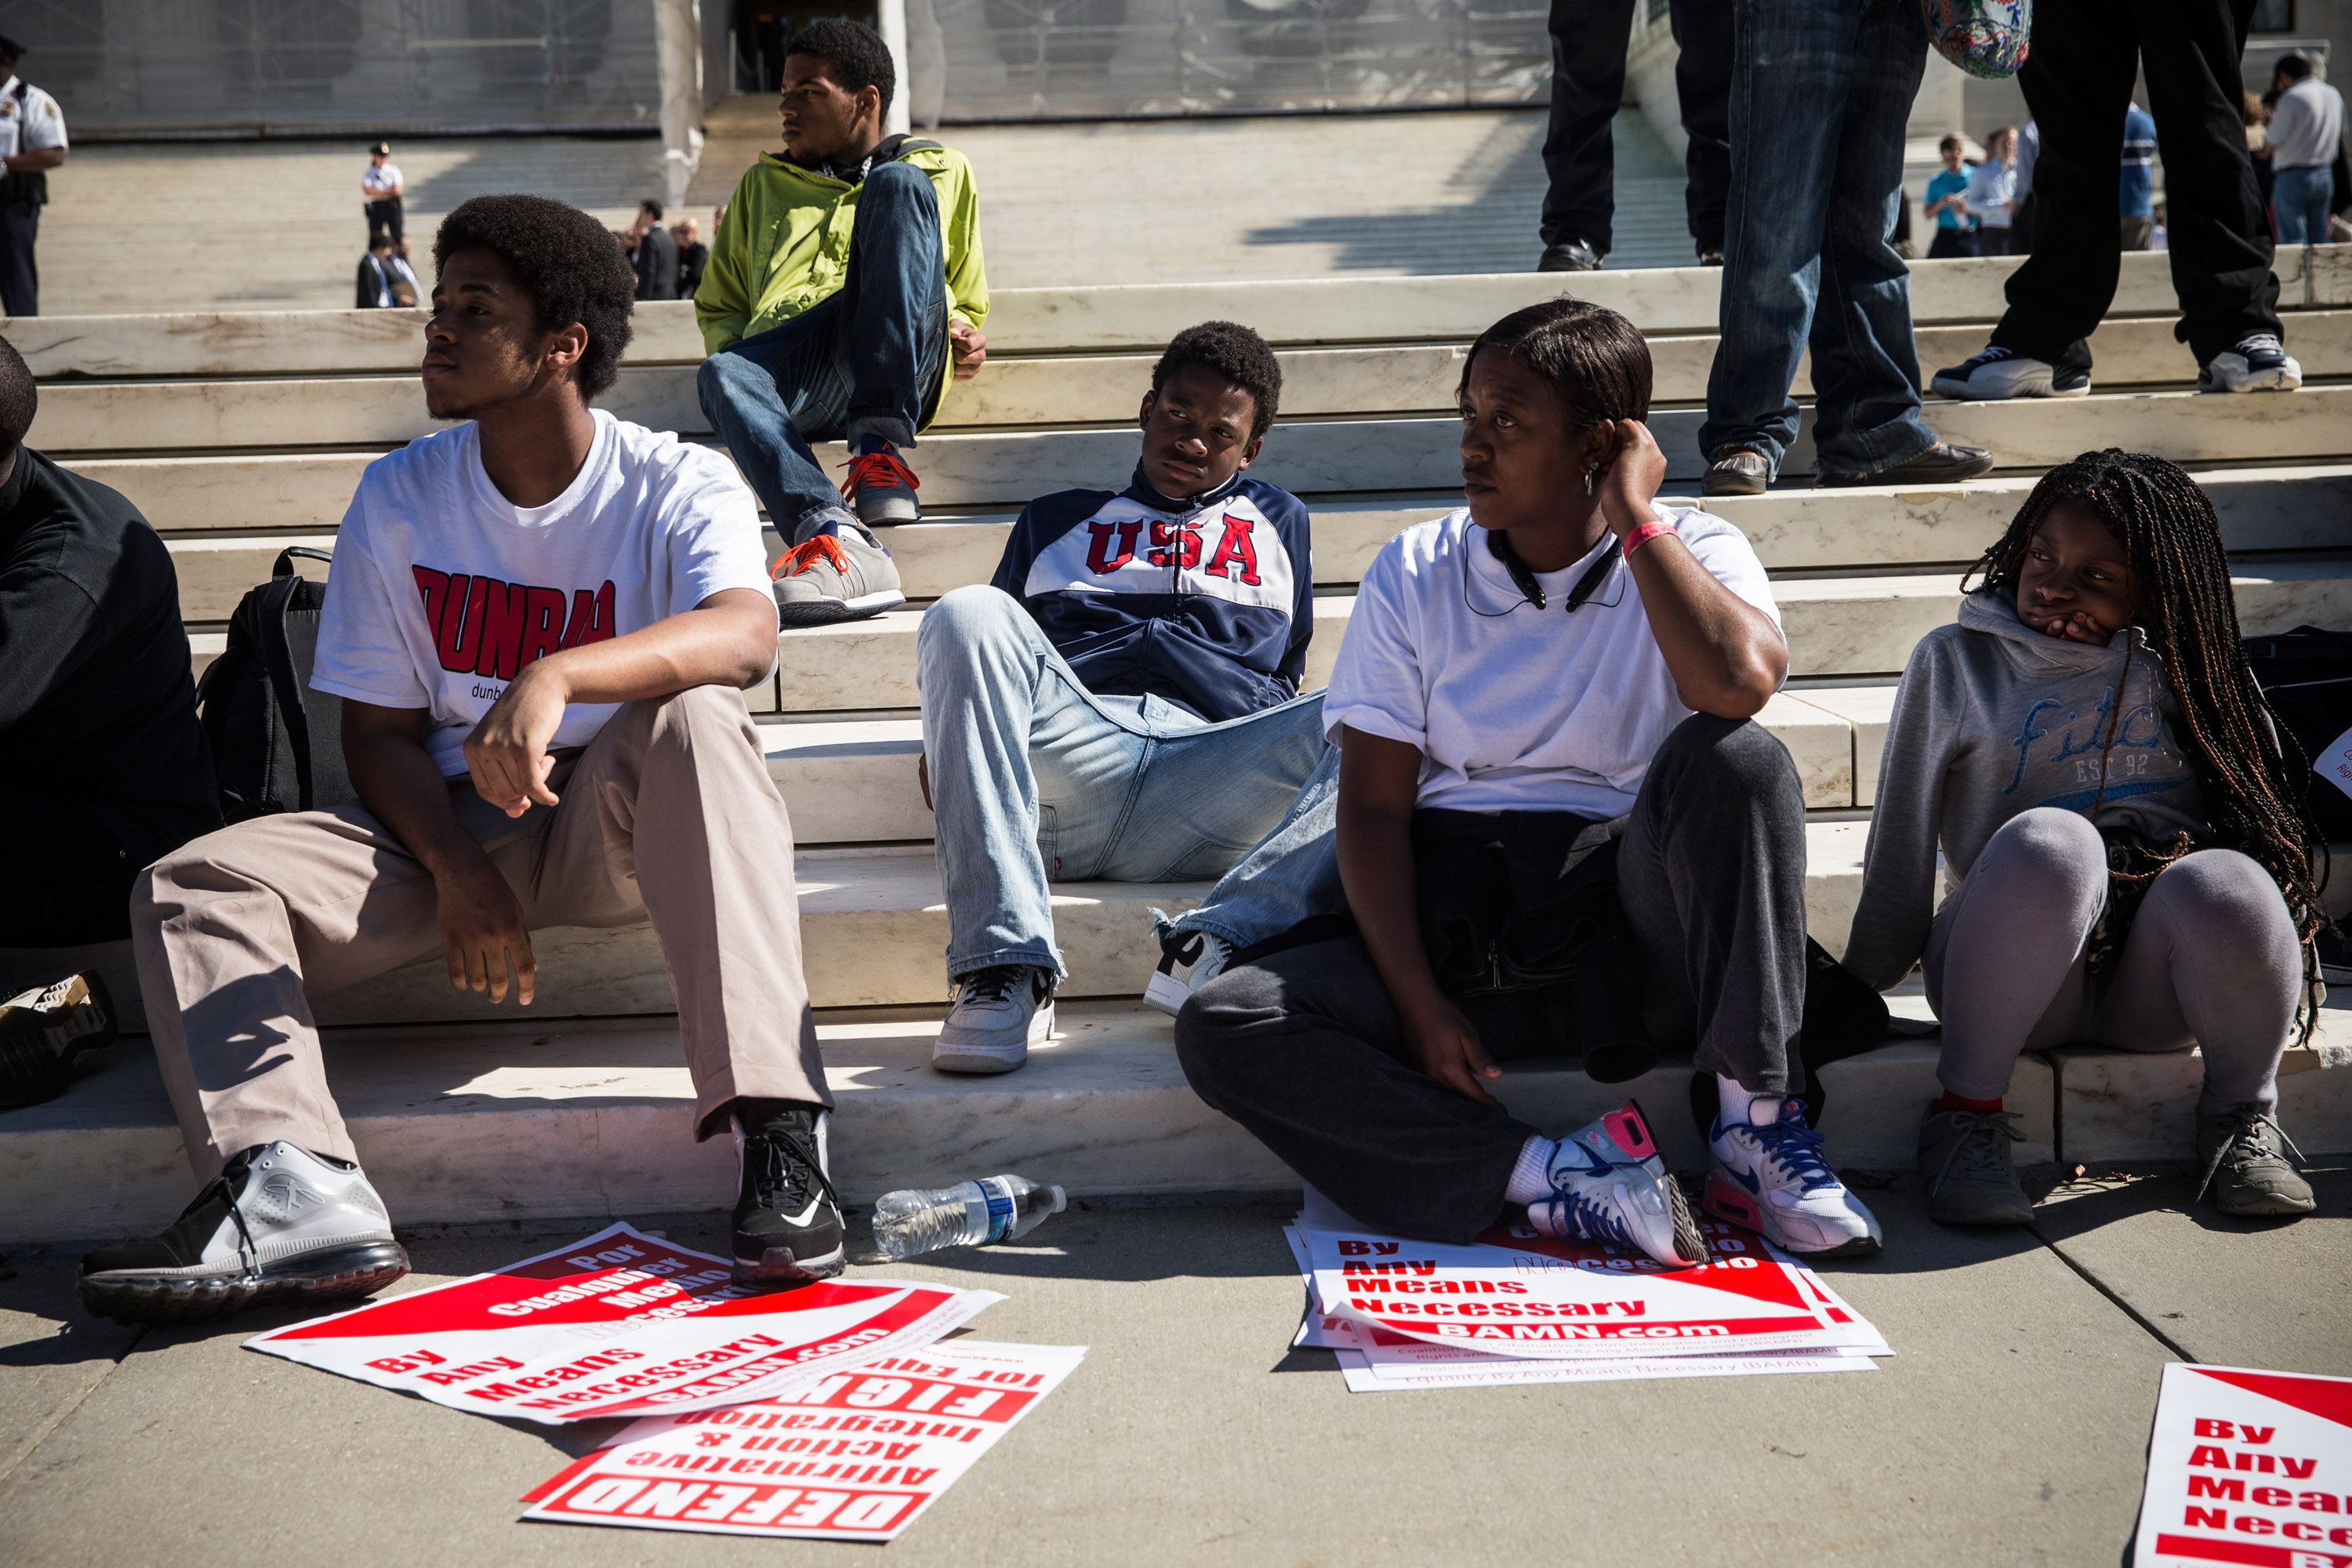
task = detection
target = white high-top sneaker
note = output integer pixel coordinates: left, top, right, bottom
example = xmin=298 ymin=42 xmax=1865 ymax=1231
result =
xmin=1144 ymin=930 xmax=1232 ymax=1018
xmin=77 ymin=1141 xmax=408 ymax=1326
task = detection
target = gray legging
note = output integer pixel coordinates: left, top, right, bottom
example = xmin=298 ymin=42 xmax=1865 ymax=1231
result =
xmin=1923 ymin=807 xmax=2299 ymax=1112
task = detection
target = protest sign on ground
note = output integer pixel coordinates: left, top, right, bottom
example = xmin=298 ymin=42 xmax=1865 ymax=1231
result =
xmin=1283 ymin=1221 xmax=1883 ymax=1391
xmin=2131 ymin=1361 xmax=2352 ymax=1567
xmin=245 ymin=1222 xmax=999 ymax=1425
xmin=1300 ymin=1214 xmax=1883 ymax=1362
xmin=521 ymin=1341 xmax=1085 ymax=1541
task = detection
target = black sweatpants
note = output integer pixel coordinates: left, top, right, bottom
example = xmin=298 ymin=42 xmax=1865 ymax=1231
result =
xmin=1987 ymin=0 xmax=2278 ymax=372
xmin=365 ymin=198 xmax=404 ymax=248
xmin=1541 ymin=0 xmax=1734 ymax=256
xmin=1174 ymin=715 xmax=1809 ymax=1244
xmin=0 ymin=200 xmax=38 ymax=318
xmin=0 ymin=781 xmax=143 ymax=946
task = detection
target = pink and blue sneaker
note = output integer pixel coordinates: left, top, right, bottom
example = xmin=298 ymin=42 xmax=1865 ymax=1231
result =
xmin=1705 ymin=1098 xmax=1882 ymax=1258
xmin=1525 ymin=1101 xmax=1708 ymax=1269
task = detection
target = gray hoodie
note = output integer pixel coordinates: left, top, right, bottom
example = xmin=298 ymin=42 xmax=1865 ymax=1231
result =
xmin=1842 ymin=589 xmax=2209 ymax=991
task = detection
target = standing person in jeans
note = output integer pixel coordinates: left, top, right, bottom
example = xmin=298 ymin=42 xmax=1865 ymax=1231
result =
xmin=1924 ymin=133 xmax=1979 ymax=259
xmin=915 ymin=324 xmax=1323 ymax=1073
xmin=1964 ymin=126 xmax=2020 ymax=254
xmin=697 ymin=19 xmax=988 ymax=628
xmin=1930 ymin=0 xmax=2301 ymax=402
xmin=1537 ymin=0 xmax=1734 ymax=270
xmin=79 ymin=196 xmax=841 ymax=1326
xmin=1697 ymin=0 xmax=1994 ymax=497
xmin=1178 ymin=299 xmax=1883 ymax=1259
xmin=2265 ymin=54 xmax=2344 ymax=246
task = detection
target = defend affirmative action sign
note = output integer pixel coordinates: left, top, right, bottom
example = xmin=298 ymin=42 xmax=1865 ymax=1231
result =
xmin=245 ymin=1222 xmax=999 ymax=1425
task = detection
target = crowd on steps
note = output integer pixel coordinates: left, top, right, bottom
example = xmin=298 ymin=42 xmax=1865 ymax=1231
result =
xmin=0 ymin=10 xmax=2342 ymax=1335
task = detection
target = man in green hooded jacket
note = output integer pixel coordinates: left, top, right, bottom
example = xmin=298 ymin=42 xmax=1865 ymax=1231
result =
xmin=696 ymin=17 xmax=989 ymax=626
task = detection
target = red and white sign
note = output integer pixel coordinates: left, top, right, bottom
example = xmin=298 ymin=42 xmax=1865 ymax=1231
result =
xmin=245 ymin=1223 xmax=999 ymax=1425
xmin=1302 ymin=1216 xmax=1883 ymax=1362
xmin=521 ymin=1341 xmax=1085 ymax=1542
xmin=2132 ymin=1362 xmax=2352 ymax=1567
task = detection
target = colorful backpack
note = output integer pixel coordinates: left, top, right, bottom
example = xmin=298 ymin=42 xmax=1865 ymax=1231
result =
xmin=1922 ymin=0 xmax=2031 ymax=78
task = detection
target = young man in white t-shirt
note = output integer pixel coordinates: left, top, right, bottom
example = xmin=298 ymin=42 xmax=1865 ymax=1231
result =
xmin=1176 ymin=299 xmax=1882 ymax=1261
xmin=81 ymin=196 xmax=838 ymax=1327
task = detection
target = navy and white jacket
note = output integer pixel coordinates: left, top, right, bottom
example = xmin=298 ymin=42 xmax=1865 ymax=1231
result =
xmin=989 ymin=466 xmax=1314 ymax=723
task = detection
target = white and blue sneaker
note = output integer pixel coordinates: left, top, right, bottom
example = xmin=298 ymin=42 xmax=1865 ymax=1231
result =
xmin=1929 ymin=344 xmax=2090 ymax=400
xmin=2198 ymin=334 xmax=2301 ymax=394
xmin=1526 ymin=1102 xmax=1708 ymax=1269
xmin=1705 ymin=1098 xmax=1882 ymax=1258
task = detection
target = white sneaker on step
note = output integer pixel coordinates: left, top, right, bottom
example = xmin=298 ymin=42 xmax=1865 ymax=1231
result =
xmin=934 ymin=965 xmax=1055 ymax=1075
xmin=1144 ymin=930 xmax=1232 ymax=1018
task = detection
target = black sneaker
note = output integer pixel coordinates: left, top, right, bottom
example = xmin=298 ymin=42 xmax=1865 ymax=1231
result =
xmin=1817 ymin=441 xmax=1996 ymax=488
xmin=0 ymin=971 xmax=118 ymax=1109
xmin=732 ymin=1100 xmax=846 ymax=1283
xmin=77 ymin=1141 xmax=408 ymax=1327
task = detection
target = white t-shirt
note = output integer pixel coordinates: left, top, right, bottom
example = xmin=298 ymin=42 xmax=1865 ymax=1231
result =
xmin=312 ymin=411 xmax=775 ymax=777
xmin=0 ymin=78 xmax=67 ymax=162
xmin=363 ymin=161 xmax=405 ymax=196
xmin=1324 ymin=505 xmax=1783 ymax=817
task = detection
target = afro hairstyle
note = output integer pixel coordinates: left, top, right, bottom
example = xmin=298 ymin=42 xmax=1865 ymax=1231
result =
xmin=433 ymin=194 xmax=637 ymax=401
xmin=787 ymin=18 xmax=896 ymax=119
xmin=1149 ymin=321 xmax=1283 ymax=442
xmin=0 ymin=333 xmax=33 ymax=456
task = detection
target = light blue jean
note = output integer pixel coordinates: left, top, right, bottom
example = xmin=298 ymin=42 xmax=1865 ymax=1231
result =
xmin=1161 ymin=742 xmax=1344 ymax=955
xmin=1699 ymin=0 xmax=1936 ymax=481
xmin=2272 ymin=165 xmax=2335 ymax=246
xmin=916 ymin=586 xmax=1329 ymax=980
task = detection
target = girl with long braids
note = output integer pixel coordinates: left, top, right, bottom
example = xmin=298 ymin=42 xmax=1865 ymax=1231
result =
xmin=1846 ymin=448 xmax=2326 ymax=1225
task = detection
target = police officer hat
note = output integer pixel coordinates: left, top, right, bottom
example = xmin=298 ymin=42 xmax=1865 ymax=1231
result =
xmin=0 ymin=35 xmax=25 ymax=63
xmin=369 ymin=140 xmax=391 ymax=155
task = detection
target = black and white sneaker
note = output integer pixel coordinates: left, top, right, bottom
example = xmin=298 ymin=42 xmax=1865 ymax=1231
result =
xmin=732 ymin=1100 xmax=846 ymax=1283
xmin=1144 ymin=930 xmax=1232 ymax=1018
xmin=76 ymin=1142 xmax=408 ymax=1327
xmin=2198 ymin=334 xmax=2301 ymax=394
xmin=933 ymin=965 xmax=1055 ymax=1075
xmin=0 ymin=970 xmax=118 ymax=1109
xmin=1929 ymin=344 xmax=2089 ymax=400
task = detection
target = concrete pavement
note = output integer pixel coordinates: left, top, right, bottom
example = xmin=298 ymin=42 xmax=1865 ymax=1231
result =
xmin=4 ymin=1177 xmax=2345 ymax=1566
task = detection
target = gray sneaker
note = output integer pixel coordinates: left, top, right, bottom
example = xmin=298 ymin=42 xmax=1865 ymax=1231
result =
xmin=1702 ymin=447 xmax=1770 ymax=497
xmin=2196 ymin=1104 xmax=2315 ymax=1218
xmin=771 ymin=509 xmax=906 ymax=627
xmin=1918 ymin=1108 xmax=2034 ymax=1226
xmin=934 ymin=965 xmax=1055 ymax=1075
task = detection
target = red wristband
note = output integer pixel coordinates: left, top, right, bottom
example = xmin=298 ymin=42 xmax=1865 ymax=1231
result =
xmin=1621 ymin=520 xmax=1676 ymax=557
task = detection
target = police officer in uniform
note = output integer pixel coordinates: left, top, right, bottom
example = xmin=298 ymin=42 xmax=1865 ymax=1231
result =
xmin=361 ymin=140 xmax=403 ymax=249
xmin=0 ymin=35 xmax=67 ymax=318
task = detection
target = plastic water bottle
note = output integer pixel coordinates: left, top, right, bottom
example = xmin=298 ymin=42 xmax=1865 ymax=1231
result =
xmin=870 ymin=1175 xmax=1067 ymax=1259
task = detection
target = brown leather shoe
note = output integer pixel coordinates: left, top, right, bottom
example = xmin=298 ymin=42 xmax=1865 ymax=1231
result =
xmin=1702 ymin=448 xmax=1771 ymax=496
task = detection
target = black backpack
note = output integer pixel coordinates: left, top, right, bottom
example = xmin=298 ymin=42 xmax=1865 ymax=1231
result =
xmin=195 ymin=546 xmax=354 ymax=822
xmin=2243 ymin=626 xmax=2352 ymax=840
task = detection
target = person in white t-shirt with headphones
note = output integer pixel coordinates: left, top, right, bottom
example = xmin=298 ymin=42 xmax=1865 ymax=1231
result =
xmin=0 ymin=33 xmax=67 ymax=318
xmin=81 ymin=196 xmax=844 ymax=1329
xmin=1175 ymin=297 xmax=1882 ymax=1263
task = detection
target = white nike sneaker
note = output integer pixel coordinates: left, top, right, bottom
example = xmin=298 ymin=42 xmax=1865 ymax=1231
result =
xmin=933 ymin=965 xmax=1055 ymax=1075
xmin=1705 ymin=1099 xmax=1882 ymax=1258
xmin=1144 ymin=929 xmax=1232 ymax=1018
xmin=1525 ymin=1101 xmax=1708 ymax=1269
xmin=1929 ymin=344 xmax=2089 ymax=400
xmin=77 ymin=1141 xmax=408 ymax=1326
xmin=2198 ymin=333 xmax=2301 ymax=394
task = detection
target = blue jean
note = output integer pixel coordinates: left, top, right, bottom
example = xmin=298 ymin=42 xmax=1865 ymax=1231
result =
xmin=1700 ymin=0 xmax=1936 ymax=481
xmin=916 ymin=586 xmax=1330 ymax=980
xmin=1161 ymin=742 xmax=1343 ymax=954
xmin=2273 ymin=166 xmax=2335 ymax=246
xmin=696 ymin=161 xmax=949 ymax=539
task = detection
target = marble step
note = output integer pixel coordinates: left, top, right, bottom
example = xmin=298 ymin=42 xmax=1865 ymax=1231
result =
xmin=79 ymin=385 xmax=2352 ymax=537
xmin=36 ymin=310 xmax=2352 ymax=456
xmin=15 ymin=246 xmax=2348 ymax=382
xmin=11 ymin=993 xmax=2347 ymax=1249
xmin=758 ymin=561 xmax=2350 ymax=712
xmin=0 ymin=822 xmax=1874 ymax=1040
xmin=0 ymin=1000 xmax=2038 ymax=1246
xmin=158 ymin=463 xmax=2352 ymax=628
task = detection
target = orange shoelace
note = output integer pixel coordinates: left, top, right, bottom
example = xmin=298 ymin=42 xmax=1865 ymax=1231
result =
xmin=772 ymin=532 xmax=851 ymax=582
xmin=838 ymin=448 xmax=921 ymax=502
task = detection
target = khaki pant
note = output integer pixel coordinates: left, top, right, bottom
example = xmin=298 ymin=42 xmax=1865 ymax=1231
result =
xmin=133 ymin=685 xmax=823 ymax=1180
